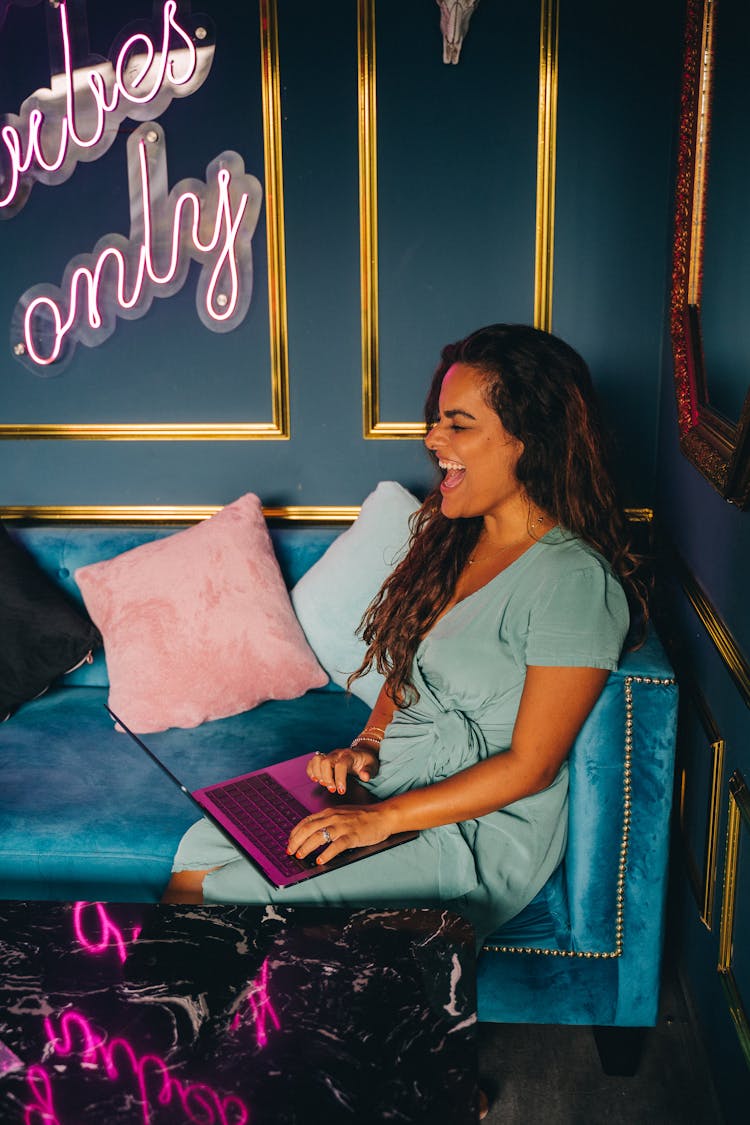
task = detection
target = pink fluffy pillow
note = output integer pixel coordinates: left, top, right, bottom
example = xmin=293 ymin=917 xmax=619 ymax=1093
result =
xmin=75 ymin=494 xmax=328 ymax=733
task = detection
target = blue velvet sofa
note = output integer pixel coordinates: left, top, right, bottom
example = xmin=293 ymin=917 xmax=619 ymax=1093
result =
xmin=0 ymin=520 xmax=678 ymax=1059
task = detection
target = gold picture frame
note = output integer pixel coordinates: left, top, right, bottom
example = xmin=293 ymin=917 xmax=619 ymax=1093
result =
xmin=358 ymin=0 xmax=560 ymax=439
xmin=0 ymin=0 xmax=290 ymax=442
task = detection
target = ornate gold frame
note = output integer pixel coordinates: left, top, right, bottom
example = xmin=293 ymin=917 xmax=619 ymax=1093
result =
xmin=0 ymin=0 xmax=290 ymax=442
xmin=718 ymin=771 xmax=750 ymax=1068
xmin=670 ymin=0 xmax=750 ymax=506
xmin=677 ymin=684 xmax=725 ymax=929
xmin=358 ymin=0 xmax=560 ymax=438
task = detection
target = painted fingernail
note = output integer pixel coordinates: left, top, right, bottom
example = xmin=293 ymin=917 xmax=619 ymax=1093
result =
xmin=328 ymin=786 xmax=336 ymax=793
xmin=316 ymin=857 xmax=323 ymax=865
xmin=295 ymin=851 xmax=302 ymax=859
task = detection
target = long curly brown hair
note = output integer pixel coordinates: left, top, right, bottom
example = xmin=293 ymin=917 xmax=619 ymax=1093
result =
xmin=350 ymin=324 xmax=649 ymax=706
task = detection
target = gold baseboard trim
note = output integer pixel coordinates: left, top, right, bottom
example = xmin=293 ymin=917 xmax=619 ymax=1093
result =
xmin=0 ymin=505 xmax=360 ymax=524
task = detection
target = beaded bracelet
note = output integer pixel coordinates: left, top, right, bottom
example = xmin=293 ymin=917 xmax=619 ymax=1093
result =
xmin=350 ymin=735 xmax=380 ymax=750
xmin=350 ymin=725 xmax=386 ymax=750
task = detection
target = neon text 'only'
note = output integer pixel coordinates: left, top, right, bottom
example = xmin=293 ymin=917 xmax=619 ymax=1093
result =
xmin=12 ymin=121 xmax=262 ymax=372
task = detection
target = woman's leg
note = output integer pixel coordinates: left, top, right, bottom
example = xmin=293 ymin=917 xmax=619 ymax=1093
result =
xmin=166 ymin=816 xmax=476 ymax=909
xmin=161 ymin=868 xmax=214 ymax=904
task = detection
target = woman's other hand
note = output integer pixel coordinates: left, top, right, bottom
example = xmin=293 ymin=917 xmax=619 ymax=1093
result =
xmin=287 ymin=803 xmax=394 ymax=866
xmin=306 ymin=747 xmax=380 ymax=794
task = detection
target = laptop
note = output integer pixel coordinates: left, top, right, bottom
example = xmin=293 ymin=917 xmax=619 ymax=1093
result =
xmin=106 ymin=705 xmax=419 ymax=889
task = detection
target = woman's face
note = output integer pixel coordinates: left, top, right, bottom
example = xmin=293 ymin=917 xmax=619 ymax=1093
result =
xmin=424 ymin=363 xmax=524 ymax=521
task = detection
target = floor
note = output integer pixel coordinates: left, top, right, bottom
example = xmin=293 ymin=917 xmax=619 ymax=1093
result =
xmin=476 ymin=961 xmax=725 ymax=1124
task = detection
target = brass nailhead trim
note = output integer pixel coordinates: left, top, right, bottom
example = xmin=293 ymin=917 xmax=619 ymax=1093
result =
xmin=482 ymin=675 xmax=677 ymax=959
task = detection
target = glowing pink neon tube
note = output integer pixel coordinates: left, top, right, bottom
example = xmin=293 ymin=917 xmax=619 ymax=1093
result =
xmin=13 ymin=121 xmax=262 ymax=371
xmin=23 ymin=1010 xmax=249 ymax=1125
xmin=0 ymin=1 xmax=210 ymax=216
xmin=72 ymin=902 xmax=141 ymax=964
xmin=231 ymin=959 xmax=281 ymax=1049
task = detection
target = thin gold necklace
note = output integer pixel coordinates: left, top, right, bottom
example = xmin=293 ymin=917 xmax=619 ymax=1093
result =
xmin=468 ymin=516 xmax=546 ymax=566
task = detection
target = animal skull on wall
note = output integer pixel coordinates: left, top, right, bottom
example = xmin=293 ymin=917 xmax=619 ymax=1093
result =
xmin=437 ymin=0 xmax=480 ymax=65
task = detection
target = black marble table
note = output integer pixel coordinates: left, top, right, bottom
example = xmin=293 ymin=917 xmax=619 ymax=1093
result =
xmin=0 ymin=902 xmax=478 ymax=1124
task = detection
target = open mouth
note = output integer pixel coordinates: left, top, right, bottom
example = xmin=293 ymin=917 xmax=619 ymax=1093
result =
xmin=438 ymin=458 xmax=466 ymax=491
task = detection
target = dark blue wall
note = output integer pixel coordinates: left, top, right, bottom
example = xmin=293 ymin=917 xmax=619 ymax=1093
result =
xmin=652 ymin=2 xmax=750 ymax=1114
xmin=657 ymin=341 xmax=750 ymax=1121
xmin=0 ymin=0 xmax=680 ymax=509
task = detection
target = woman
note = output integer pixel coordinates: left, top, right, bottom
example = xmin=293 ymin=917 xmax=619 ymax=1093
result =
xmin=164 ymin=324 xmax=642 ymax=948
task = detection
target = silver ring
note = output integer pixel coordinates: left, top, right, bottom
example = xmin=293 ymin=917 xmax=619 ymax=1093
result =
xmin=313 ymin=750 xmax=323 ymax=756
xmin=321 ymin=827 xmax=332 ymax=845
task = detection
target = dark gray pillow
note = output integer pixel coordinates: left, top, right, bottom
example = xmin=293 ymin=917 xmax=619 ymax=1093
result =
xmin=0 ymin=523 xmax=102 ymax=719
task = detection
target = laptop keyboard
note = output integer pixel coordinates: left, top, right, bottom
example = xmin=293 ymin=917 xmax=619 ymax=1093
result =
xmin=206 ymin=772 xmax=318 ymax=877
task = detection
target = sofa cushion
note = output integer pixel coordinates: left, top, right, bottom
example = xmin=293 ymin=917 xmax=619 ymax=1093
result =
xmin=0 ymin=523 xmax=101 ymax=721
xmin=75 ymin=494 xmax=328 ymax=733
xmin=291 ymin=481 xmax=420 ymax=707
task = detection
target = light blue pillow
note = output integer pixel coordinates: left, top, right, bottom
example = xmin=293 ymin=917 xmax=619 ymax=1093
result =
xmin=291 ymin=481 xmax=420 ymax=707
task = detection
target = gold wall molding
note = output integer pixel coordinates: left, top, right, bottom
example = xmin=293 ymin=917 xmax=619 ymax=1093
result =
xmin=1 ymin=504 xmax=651 ymax=525
xmin=534 ymin=0 xmax=559 ymax=332
xmin=673 ymin=550 xmax=750 ymax=708
xmin=0 ymin=505 xmax=360 ymax=524
xmin=718 ymin=771 xmax=750 ymax=1068
xmin=677 ymin=682 xmax=725 ymax=930
xmin=259 ymin=0 xmax=291 ymax=439
xmin=358 ymin=0 xmax=559 ymax=438
xmin=0 ymin=0 xmax=290 ymax=443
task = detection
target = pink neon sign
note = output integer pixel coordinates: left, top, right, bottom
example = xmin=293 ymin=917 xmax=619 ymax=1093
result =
xmin=0 ymin=1 xmax=215 ymax=218
xmin=230 ymin=959 xmax=281 ymax=1049
xmin=23 ymin=1010 xmax=250 ymax=1125
xmin=19 ymin=905 xmax=284 ymax=1123
xmin=12 ymin=121 xmax=262 ymax=371
xmin=72 ymin=901 xmax=141 ymax=963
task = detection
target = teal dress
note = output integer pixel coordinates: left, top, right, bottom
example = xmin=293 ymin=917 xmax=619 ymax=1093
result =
xmin=173 ymin=528 xmax=630 ymax=944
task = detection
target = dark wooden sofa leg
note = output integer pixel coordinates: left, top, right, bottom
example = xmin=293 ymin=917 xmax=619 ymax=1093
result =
xmin=593 ymin=1026 xmax=646 ymax=1076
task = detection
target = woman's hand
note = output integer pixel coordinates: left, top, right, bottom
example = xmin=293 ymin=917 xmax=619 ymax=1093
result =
xmin=306 ymin=746 xmax=380 ymax=794
xmin=287 ymin=803 xmax=395 ymax=867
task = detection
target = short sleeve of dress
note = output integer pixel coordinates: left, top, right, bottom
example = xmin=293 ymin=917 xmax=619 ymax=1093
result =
xmin=524 ymin=563 xmax=630 ymax=669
